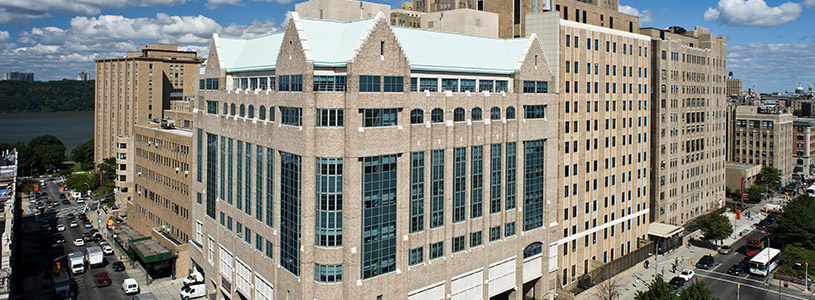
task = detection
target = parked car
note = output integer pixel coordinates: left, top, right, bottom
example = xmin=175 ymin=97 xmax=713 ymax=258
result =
xmin=668 ymin=276 xmax=686 ymax=290
xmin=102 ymin=245 xmax=114 ymax=255
xmin=53 ymin=234 xmax=66 ymax=244
xmin=83 ymin=233 xmax=94 ymax=242
xmin=696 ymin=255 xmax=715 ymax=270
xmin=727 ymin=264 xmax=743 ymax=276
xmin=679 ymin=269 xmax=694 ymax=281
xmin=122 ymin=278 xmax=139 ymax=295
xmin=84 ymin=221 xmax=93 ymax=229
xmin=95 ymin=272 xmax=111 ymax=287
xmin=74 ymin=239 xmax=85 ymax=247
xmin=69 ymin=221 xmax=79 ymax=228
xmin=718 ymin=245 xmax=733 ymax=255
xmin=112 ymin=261 xmax=126 ymax=272
xmin=56 ymin=224 xmax=65 ymax=232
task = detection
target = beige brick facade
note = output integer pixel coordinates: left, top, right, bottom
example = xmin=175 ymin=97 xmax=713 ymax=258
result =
xmin=730 ymin=106 xmax=795 ymax=183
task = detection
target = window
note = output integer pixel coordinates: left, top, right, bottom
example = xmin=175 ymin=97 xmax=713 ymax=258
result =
xmin=489 ymin=226 xmax=501 ymax=241
xmin=409 ymin=247 xmax=424 ymax=265
xmin=410 ymin=77 xmax=418 ymax=92
xmin=495 ymin=80 xmax=508 ymax=92
xmin=280 ymin=152 xmax=302 ymax=276
xmin=523 ymin=242 xmax=542 ymax=258
xmin=314 ymin=264 xmax=343 ymax=283
xmin=410 ymin=109 xmax=424 ymax=124
xmin=523 ymin=81 xmax=536 ymax=93
xmin=290 ymin=75 xmax=303 ymax=91
xmin=471 ymin=146 xmax=483 ymax=218
xmin=205 ymin=133 xmax=218 ymax=219
xmin=248 ymin=105 xmax=255 ymax=118
xmin=460 ymin=79 xmax=476 ymax=92
xmin=230 ymin=103 xmax=236 ymax=115
xmin=454 ymin=108 xmax=466 ymax=122
xmin=430 ymin=150 xmax=445 ymax=228
xmin=505 ymin=222 xmax=516 ymax=236
xmin=316 ymin=109 xmax=344 ymax=127
xmin=278 ymin=75 xmax=290 ymax=91
xmin=442 ymin=78 xmax=459 ymax=92
xmin=313 ymin=75 xmax=347 ymax=92
xmin=383 ymin=76 xmax=404 ymax=92
xmin=359 ymin=75 xmax=381 ymax=92
xmin=259 ymin=106 xmax=266 ymax=120
xmin=207 ymin=101 xmax=218 ymax=114
xmin=420 ymin=78 xmax=438 ymax=92
xmin=280 ymin=107 xmax=302 ymax=126
xmin=268 ymin=106 xmax=275 ymax=122
xmin=536 ymin=81 xmax=548 ymax=93
xmin=429 ymin=241 xmax=444 ymax=259
xmin=410 ymin=152 xmax=425 ymax=233
xmin=363 ymin=108 xmax=398 ymax=127
xmin=479 ymin=80 xmax=494 ymax=92
xmin=490 ymin=107 xmax=501 ymax=120
xmin=361 ymin=155 xmax=398 ymax=279
xmin=490 ymin=144 xmax=502 ymax=213
xmin=524 ymin=105 xmax=546 ymax=119
xmin=265 ymin=240 xmax=273 ymax=259
xmin=453 ymin=236 xmax=465 ymax=253
xmin=470 ymin=231 xmax=483 ymax=247
xmin=239 ymin=104 xmax=246 ymax=117
xmin=453 ymin=148 xmax=466 ymax=223
xmin=506 ymin=106 xmax=516 ymax=119
xmin=471 ymin=107 xmax=483 ymax=121
xmin=431 ymin=108 xmax=444 ymax=123
xmin=315 ymin=158 xmax=343 ymax=247
xmin=506 ymin=142 xmax=517 ymax=210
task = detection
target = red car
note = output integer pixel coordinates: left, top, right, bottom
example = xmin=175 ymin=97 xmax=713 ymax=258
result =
xmin=95 ymin=272 xmax=111 ymax=287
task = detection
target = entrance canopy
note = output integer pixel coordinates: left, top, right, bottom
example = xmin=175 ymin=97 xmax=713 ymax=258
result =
xmin=131 ymin=238 xmax=173 ymax=264
xmin=647 ymin=222 xmax=684 ymax=239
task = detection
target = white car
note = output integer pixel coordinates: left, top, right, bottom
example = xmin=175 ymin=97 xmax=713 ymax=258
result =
xmin=122 ymin=278 xmax=139 ymax=295
xmin=69 ymin=221 xmax=79 ymax=228
xmin=76 ymin=198 xmax=85 ymax=204
xmin=73 ymin=238 xmax=85 ymax=247
xmin=56 ymin=224 xmax=65 ymax=231
xmin=679 ymin=269 xmax=694 ymax=281
xmin=102 ymin=245 xmax=114 ymax=255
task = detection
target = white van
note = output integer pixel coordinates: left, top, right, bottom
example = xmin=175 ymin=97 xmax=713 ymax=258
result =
xmin=182 ymin=270 xmax=204 ymax=286
xmin=180 ymin=283 xmax=207 ymax=299
xmin=122 ymin=278 xmax=140 ymax=295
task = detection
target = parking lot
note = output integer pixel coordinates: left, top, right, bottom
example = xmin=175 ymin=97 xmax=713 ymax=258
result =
xmin=16 ymin=177 xmax=139 ymax=300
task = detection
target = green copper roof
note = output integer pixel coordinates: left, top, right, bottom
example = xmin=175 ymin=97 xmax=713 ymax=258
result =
xmin=216 ymin=13 xmax=533 ymax=74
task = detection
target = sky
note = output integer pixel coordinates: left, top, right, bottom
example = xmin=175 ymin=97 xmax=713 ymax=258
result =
xmin=0 ymin=0 xmax=813 ymax=93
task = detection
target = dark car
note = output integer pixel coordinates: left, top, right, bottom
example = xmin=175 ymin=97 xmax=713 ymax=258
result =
xmin=62 ymin=199 xmax=71 ymax=204
xmin=59 ymin=194 xmax=66 ymax=199
xmin=78 ymin=214 xmax=88 ymax=220
xmin=94 ymin=234 xmax=104 ymax=242
xmin=53 ymin=234 xmax=66 ymax=244
xmin=668 ymin=277 xmax=686 ymax=290
xmin=756 ymin=220 xmax=769 ymax=229
xmin=112 ymin=261 xmax=126 ymax=272
xmin=95 ymin=272 xmax=111 ymax=287
xmin=727 ymin=264 xmax=743 ymax=276
xmin=696 ymin=255 xmax=715 ymax=270
xmin=83 ymin=232 xmax=94 ymax=242
xmin=66 ymin=213 xmax=75 ymax=220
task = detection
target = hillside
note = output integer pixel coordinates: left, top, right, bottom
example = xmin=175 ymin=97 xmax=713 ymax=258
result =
xmin=0 ymin=80 xmax=94 ymax=112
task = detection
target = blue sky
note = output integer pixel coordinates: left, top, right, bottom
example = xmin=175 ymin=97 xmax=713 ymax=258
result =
xmin=0 ymin=0 xmax=813 ymax=93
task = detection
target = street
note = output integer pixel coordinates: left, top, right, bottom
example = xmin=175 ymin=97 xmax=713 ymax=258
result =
xmin=15 ymin=176 xmax=134 ymax=300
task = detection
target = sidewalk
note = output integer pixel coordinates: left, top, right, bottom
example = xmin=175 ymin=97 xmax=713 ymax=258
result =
xmin=576 ymin=201 xmax=766 ymax=300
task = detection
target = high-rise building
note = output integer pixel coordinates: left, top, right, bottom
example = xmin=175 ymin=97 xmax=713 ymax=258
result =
xmin=640 ymin=26 xmax=728 ymax=226
xmin=792 ymin=118 xmax=815 ymax=177
xmin=75 ymin=72 xmax=92 ymax=81
xmin=190 ymin=12 xmax=560 ymax=300
xmin=2 ymin=71 xmax=34 ymax=82
xmin=94 ymin=44 xmax=203 ymax=166
xmin=524 ymin=0 xmax=653 ymax=290
xmin=729 ymin=105 xmax=794 ymax=183
xmin=726 ymin=77 xmax=742 ymax=97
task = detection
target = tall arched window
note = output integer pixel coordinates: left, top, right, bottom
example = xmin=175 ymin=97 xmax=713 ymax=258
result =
xmin=239 ymin=104 xmax=246 ymax=117
xmin=490 ymin=107 xmax=501 ymax=120
xmin=431 ymin=108 xmax=444 ymax=123
xmin=506 ymin=106 xmax=516 ymax=120
xmin=523 ymin=242 xmax=543 ymax=259
xmin=230 ymin=104 xmax=236 ymax=116
xmin=454 ymin=108 xmax=465 ymax=122
xmin=410 ymin=109 xmax=424 ymax=124
xmin=259 ymin=105 xmax=266 ymax=120
xmin=471 ymin=107 xmax=482 ymax=121
xmin=223 ymin=103 xmax=228 ymax=115
xmin=269 ymin=106 xmax=275 ymax=122
xmin=248 ymin=105 xmax=255 ymax=118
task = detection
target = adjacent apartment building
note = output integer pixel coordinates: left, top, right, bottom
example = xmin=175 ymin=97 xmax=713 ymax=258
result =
xmin=640 ymin=26 xmax=728 ymax=226
xmin=793 ymin=118 xmax=815 ymax=177
xmin=190 ymin=12 xmax=560 ymax=300
xmin=729 ymin=105 xmax=794 ymax=183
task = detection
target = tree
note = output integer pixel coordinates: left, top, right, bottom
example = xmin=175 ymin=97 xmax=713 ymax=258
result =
xmin=700 ymin=214 xmax=732 ymax=245
xmin=28 ymin=135 xmax=66 ymax=172
xmin=775 ymin=245 xmax=815 ymax=282
xmin=745 ymin=184 xmax=765 ymax=203
xmin=793 ymin=109 xmax=803 ymax=117
xmin=71 ymin=139 xmax=94 ymax=170
xmin=634 ymin=275 xmax=679 ymax=300
xmin=594 ymin=278 xmax=621 ymax=300
xmin=775 ymin=195 xmax=815 ymax=249
xmin=65 ymin=172 xmax=98 ymax=193
xmin=679 ymin=280 xmax=718 ymax=300
xmin=98 ymin=157 xmax=116 ymax=184
xmin=758 ymin=166 xmax=782 ymax=191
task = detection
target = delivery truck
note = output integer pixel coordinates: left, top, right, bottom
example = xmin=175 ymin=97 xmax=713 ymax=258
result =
xmin=86 ymin=246 xmax=104 ymax=268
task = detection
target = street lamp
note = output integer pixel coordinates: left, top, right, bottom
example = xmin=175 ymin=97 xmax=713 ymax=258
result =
xmin=795 ymin=262 xmax=808 ymax=293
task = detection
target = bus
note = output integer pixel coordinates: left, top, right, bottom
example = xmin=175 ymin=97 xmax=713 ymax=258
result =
xmin=749 ymin=247 xmax=781 ymax=277
xmin=745 ymin=232 xmax=770 ymax=256
xmin=808 ymin=184 xmax=815 ymax=197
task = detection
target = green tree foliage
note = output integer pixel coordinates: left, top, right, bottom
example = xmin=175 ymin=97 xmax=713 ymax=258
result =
xmin=98 ymin=157 xmax=116 ymax=184
xmin=758 ymin=166 xmax=782 ymax=191
xmin=71 ymin=139 xmax=94 ymax=170
xmin=0 ymin=80 xmax=93 ymax=112
xmin=775 ymin=245 xmax=815 ymax=283
xmin=700 ymin=214 xmax=733 ymax=245
xmin=634 ymin=275 xmax=679 ymax=300
xmin=745 ymin=184 xmax=765 ymax=203
xmin=679 ymin=280 xmax=718 ymax=300
xmin=65 ymin=172 xmax=98 ymax=193
xmin=775 ymin=195 xmax=815 ymax=249
xmin=0 ymin=135 xmax=66 ymax=175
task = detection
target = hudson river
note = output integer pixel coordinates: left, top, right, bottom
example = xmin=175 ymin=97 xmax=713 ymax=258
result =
xmin=0 ymin=111 xmax=94 ymax=152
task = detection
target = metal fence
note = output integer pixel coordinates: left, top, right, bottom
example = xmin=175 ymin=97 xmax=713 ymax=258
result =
xmin=576 ymin=240 xmax=655 ymax=291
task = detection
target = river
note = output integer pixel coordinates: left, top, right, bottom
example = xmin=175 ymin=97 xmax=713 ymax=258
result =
xmin=0 ymin=111 xmax=94 ymax=152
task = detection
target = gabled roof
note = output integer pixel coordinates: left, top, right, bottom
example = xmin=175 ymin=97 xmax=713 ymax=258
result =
xmin=214 ymin=12 xmax=536 ymax=74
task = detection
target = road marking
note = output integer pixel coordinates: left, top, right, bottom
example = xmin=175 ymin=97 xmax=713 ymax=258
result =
xmin=694 ymin=272 xmax=807 ymax=300
xmin=696 ymin=269 xmax=768 ymax=286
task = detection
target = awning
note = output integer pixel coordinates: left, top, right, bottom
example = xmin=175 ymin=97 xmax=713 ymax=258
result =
xmin=648 ymin=222 xmax=684 ymax=238
xmin=130 ymin=238 xmax=174 ymax=264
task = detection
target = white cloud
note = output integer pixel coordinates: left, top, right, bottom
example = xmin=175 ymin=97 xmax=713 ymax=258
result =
xmin=0 ymin=0 xmax=186 ymax=25
xmin=704 ymin=0 xmax=802 ymax=27
xmin=728 ymin=43 xmax=815 ymax=93
xmin=805 ymin=0 xmax=815 ymax=9
xmin=1 ymin=13 xmax=284 ymax=80
xmin=618 ymin=5 xmax=653 ymax=24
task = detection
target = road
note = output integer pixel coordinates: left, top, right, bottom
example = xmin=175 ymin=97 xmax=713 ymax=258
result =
xmin=21 ymin=177 xmax=133 ymax=300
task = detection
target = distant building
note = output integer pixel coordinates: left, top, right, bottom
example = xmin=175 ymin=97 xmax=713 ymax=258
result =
xmin=419 ymin=9 xmax=499 ymax=37
xmin=2 ymin=72 xmax=34 ymax=82
xmin=729 ymin=105 xmax=794 ymax=184
xmin=390 ymin=8 xmax=423 ymax=28
xmin=793 ymin=118 xmax=815 ymax=177
xmin=294 ymin=0 xmax=390 ymax=21
xmin=75 ymin=72 xmax=91 ymax=81
xmin=726 ymin=78 xmax=742 ymax=97
xmin=0 ymin=148 xmax=18 ymax=297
